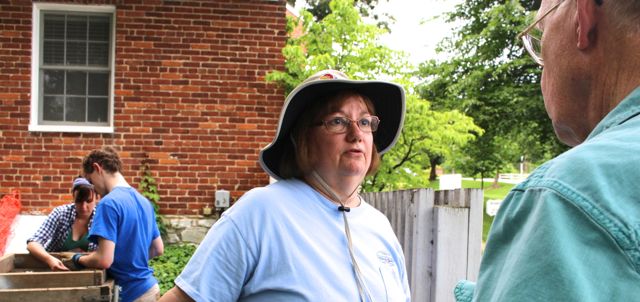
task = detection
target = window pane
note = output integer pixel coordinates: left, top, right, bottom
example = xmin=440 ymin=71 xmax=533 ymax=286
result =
xmin=44 ymin=15 xmax=65 ymax=39
xmin=43 ymin=70 xmax=65 ymax=94
xmin=43 ymin=96 xmax=64 ymax=121
xmin=67 ymin=15 xmax=87 ymax=40
xmin=65 ymin=97 xmax=86 ymax=122
xmin=88 ymin=73 xmax=109 ymax=96
xmin=89 ymin=17 xmax=110 ymax=41
xmin=88 ymin=42 xmax=109 ymax=66
xmin=43 ymin=41 xmax=64 ymax=64
xmin=87 ymin=97 xmax=108 ymax=123
xmin=38 ymin=11 xmax=113 ymax=128
xmin=66 ymin=71 xmax=87 ymax=95
xmin=66 ymin=41 xmax=86 ymax=65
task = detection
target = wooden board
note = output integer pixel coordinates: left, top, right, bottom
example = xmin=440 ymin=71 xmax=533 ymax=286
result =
xmin=0 ymin=270 xmax=105 ymax=289
xmin=0 ymin=253 xmax=114 ymax=301
xmin=0 ymin=252 xmax=70 ymax=273
xmin=0 ymin=253 xmax=15 ymax=273
xmin=0 ymin=279 xmax=114 ymax=302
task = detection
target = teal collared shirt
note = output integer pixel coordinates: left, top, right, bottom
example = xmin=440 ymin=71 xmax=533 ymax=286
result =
xmin=456 ymin=87 xmax=640 ymax=301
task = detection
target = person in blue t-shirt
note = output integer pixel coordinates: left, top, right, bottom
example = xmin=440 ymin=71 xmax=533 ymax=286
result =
xmin=159 ymin=70 xmax=410 ymax=302
xmin=74 ymin=146 xmax=164 ymax=302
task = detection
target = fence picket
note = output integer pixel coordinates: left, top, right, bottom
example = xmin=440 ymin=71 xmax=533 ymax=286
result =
xmin=362 ymin=188 xmax=483 ymax=302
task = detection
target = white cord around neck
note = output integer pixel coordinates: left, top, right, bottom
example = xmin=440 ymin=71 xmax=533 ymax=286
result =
xmin=309 ymin=171 xmax=373 ymax=302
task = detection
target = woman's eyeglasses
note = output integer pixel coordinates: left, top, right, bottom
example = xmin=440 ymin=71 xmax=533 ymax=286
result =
xmin=317 ymin=116 xmax=380 ymax=133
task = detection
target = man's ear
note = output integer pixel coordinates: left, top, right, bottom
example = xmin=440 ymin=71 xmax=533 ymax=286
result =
xmin=575 ymin=0 xmax=599 ymax=49
xmin=92 ymin=162 xmax=102 ymax=174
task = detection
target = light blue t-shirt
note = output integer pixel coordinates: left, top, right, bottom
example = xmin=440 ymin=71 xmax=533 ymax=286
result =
xmin=176 ymin=179 xmax=411 ymax=301
xmin=455 ymin=87 xmax=640 ymax=301
xmin=89 ymin=186 xmax=161 ymax=302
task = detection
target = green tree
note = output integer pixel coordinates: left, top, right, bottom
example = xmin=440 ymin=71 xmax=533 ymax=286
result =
xmin=417 ymin=0 xmax=568 ymax=182
xmin=364 ymin=92 xmax=482 ymax=191
xmin=269 ymin=0 xmax=406 ymax=94
xmin=268 ymin=0 xmax=482 ymax=191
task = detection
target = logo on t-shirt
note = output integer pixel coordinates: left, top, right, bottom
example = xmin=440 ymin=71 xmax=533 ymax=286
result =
xmin=377 ymin=251 xmax=395 ymax=266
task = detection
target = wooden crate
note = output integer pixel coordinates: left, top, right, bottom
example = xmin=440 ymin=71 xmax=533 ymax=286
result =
xmin=0 ymin=253 xmax=116 ymax=302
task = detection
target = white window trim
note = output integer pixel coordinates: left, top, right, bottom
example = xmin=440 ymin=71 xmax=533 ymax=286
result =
xmin=30 ymin=3 xmax=116 ymax=133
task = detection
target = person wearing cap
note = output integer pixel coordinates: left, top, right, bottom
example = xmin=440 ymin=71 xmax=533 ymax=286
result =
xmin=159 ymin=70 xmax=410 ymax=302
xmin=75 ymin=146 xmax=164 ymax=302
xmin=26 ymin=176 xmax=98 ymax=271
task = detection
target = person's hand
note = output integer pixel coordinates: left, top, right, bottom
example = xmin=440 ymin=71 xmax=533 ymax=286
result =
xmin=46 ymin=255 xmax=70 ymax=271
xmin=57 ymin=252 xmax=84 ymax=270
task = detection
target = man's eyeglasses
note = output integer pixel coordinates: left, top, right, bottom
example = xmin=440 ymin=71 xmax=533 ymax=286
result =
xmin=317 ymin=116 xmax=380 ymax=134
xmin=517 ymin=0 xmax=565 ymax=66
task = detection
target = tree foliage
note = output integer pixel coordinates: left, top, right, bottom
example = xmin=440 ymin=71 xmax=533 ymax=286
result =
xmin=268 ymin=0 xmax=482 ymax=192
xmin=365 ymin=92 xmax=482 ymax=191
xmin=269 ymin=0 xmax=406 ymax=94
xmin=417 ymin=0 xmax=568 ymax=180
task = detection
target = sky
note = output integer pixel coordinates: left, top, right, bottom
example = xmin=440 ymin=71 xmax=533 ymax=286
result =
xmin=373 ymin=0 xmax=464 ymax=65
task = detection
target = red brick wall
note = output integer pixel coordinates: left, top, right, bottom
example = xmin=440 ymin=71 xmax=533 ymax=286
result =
xmin=0 ymin=0 xmax=287 ymax=215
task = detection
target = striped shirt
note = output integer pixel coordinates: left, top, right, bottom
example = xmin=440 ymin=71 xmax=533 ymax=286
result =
xmin=27 ymin=204 xmax=97 ymax=252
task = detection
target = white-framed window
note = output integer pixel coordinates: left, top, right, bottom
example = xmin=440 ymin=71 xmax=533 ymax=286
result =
xmin=30 ymin=3 xmax=115 ymax=133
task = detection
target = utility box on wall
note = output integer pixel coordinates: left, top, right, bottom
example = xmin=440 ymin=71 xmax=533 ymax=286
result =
xmin=215 ymin=190 xmax=230 ymax=209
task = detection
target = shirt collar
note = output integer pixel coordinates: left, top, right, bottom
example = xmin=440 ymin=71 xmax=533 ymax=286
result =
xmin=586 ymin=86 xmax=640 ymax=141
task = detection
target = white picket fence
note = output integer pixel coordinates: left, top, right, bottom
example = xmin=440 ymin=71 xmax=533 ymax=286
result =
xmin=363 ymin=188 xmax=484 ymax=302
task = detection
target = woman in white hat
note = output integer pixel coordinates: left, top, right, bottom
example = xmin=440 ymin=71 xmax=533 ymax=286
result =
xmin=26 ymin=176 xmax=98 ymax=270
xmin=160 ymin=70 xmax=410 ymax=301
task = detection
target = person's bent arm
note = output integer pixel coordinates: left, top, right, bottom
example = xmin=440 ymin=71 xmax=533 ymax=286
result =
xmin=158 ymin=286 xmax=195 ymax=302
xmin=26 ymin=241 xmax=69 ymax=271
xmin=149 ymin=236 xmax=164 ymax=259
xmin=77 ymin=237 xmax=115 ymax=269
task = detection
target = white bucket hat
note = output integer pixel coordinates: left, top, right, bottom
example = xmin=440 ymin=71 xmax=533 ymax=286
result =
xmin=259 ymin=69 xmax=406 ymax=180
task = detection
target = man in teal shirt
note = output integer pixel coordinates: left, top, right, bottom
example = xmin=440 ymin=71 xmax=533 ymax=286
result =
xmin=455 ymin=0 xmax=640 ymax=301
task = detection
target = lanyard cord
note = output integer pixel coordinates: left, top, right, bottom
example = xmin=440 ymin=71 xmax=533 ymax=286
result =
xmin=310 ymin=171 xmax=373 ymax=302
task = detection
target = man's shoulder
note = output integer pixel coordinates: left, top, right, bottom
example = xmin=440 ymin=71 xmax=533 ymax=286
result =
xmin=102 ymin=186 xmax=148 ymax=202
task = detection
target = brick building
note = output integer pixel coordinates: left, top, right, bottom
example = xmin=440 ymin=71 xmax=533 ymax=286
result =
xmin=0 ymin=0 xmax=288 ymax=216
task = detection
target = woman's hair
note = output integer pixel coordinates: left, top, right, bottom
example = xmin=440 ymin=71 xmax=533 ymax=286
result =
xmin=82 ymin=146 xmax=122 ymax=174
xmin=73 ymin=184 xmax=94 ymax=203
xmin=279 ymin=90 xmax=381 ymax=179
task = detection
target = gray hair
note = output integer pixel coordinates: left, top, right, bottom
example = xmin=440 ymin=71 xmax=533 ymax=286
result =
xmin=607 ymin=0 xmax=640 ymax=33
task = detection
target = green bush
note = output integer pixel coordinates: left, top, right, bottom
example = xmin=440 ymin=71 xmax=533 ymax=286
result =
xmin=151 ymin=243 xmax=197 ymax=295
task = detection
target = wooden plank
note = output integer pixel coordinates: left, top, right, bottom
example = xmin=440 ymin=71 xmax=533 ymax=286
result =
xmin=381 ymin=192 xmax=389 ymax=222
xmin=0 ymin=254 xmax=15 ymax=273
xmin=394 ymin=190 xmax=403 ymax=243
xmin=390 ymin=191 xmax=398 ymax=237
xmin=0 ymin=270 xmax=105 ymax=289
xmin=466 ymin=188 xmax=484 ymax=281
xmin=410 ymin=188 xmax=434 ymax=302
xmin=432 ymin=206 xmax=469 ymax=302
xmin=12 ymin=253 xmax=50 ymax=270
xmin=401 ymin=190 xmax=415 ymax=284
xmin=0 ymin=283 xmax=113 ymax=302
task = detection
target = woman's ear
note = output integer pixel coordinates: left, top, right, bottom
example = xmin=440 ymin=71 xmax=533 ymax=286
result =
xmin=575 ymin=0 xmax=599 ymax=49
